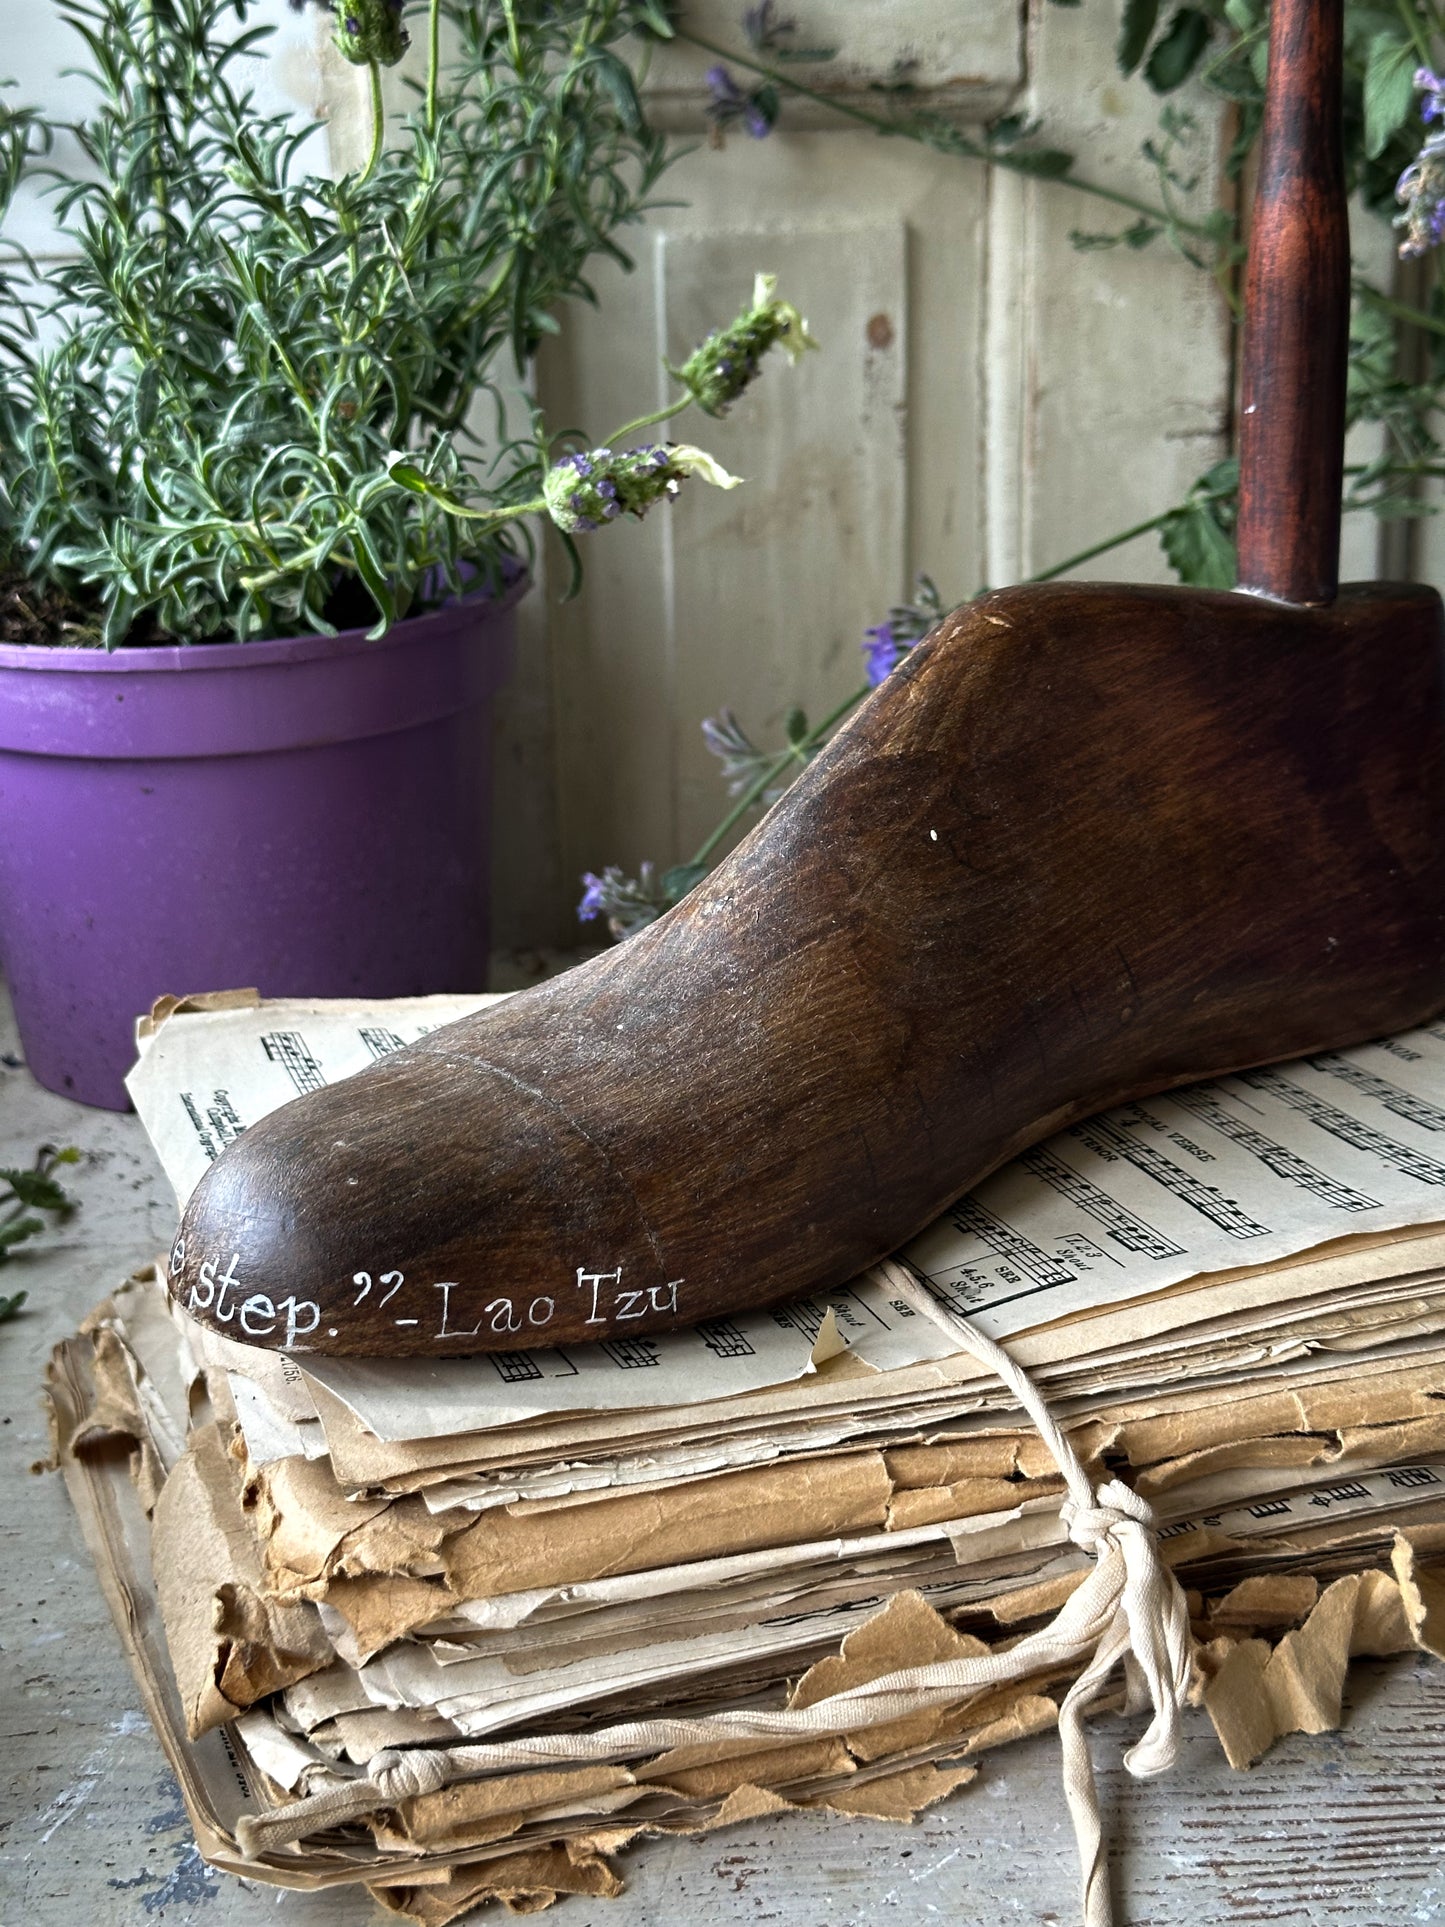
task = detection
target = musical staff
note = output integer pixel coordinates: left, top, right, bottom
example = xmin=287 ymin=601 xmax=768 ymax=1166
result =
xmin=488 ymin=1351 xmax=543 ymax=1384
xmin=697 ymin=1319 xmax=756 ymax=1360
xmin=1019 ymin=1145 xmax=1185 ymax=1257
xmin=1174 ymin=1086 xmax=1378 ymax=1211
xmin=1241 ymin=1069 xmax=1445 ymax=1187
xmin=1308 ymin=1052 xmax=1445 ymax=1134
xmin=260 ymin=1031 xmax=325 ymax=1095
xmin=359 ymin=1027 xmax=406 ymax=1061
xmin=600 ymin=1338 xmax=663 ymax=1369
xmin=1070 ymin=1116 xmax=1271 ymax=1239
xmin=947 ymin=1196 xmax=1078 ymax=1289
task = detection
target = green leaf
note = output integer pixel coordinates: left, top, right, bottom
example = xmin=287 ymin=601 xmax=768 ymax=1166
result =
xmin=660 ymin=861 xmax=708 ymax=902
xmin=1198 ymin=456 xmax=1240 ymax=496
xmin=784 ymin=705 xmax=810 ymax=747
xmin=1161 ymin=502 xmax=1235 ymax=588
xmin=277 ymin=229 xmax=354 ymax=286
xmin=1005 ymin=146 xmax=1075 ymax=178
xmin=384 ymin=457 xmax=435 ymax=496
xmin=592 ymin=50 xmax=644 ymax=136
xmin=1069 ymin=217 xmax=1161 ymax=251
xmin=1145 ymin=8 xmax=1212 ymax=91
xmin=556 ymin=529 xmax=584 ymax=603
xmin=631 ymin=0 xmax=675 ymax=37
xmin=0 ymin=1214 xmax=44 ymax=1253
xmin=1370 ymin=494 xmax=1439 ymax=519
xmin=348 ymin=524 xmax=397 ymax=634
xmin=2 ymin=1169 xmax=70 ymax=1210
xmin=1364 ymin=31 xmax=1418 ymax=159
xmin=0 ymin=1289 xmax=27 ymax=1321
xmin=1118 ymin=0 xmax=1161 ymax=75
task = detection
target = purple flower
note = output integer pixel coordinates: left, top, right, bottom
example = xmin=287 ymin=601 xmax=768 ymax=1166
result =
xmin=704 ymin=63 xmax=774 ymax=140
xmin=863 ymin=620 xmax=902 ymax=685
xmin=1396 ymin=130 xmax=1445 ymax=255
xmin=1419 ymin=67 xmax=1445 ymax=123
xmin=574 ymin=862 xmax=679 ymax=940
xmin=743 ymin=1 xmax=797 ymax=51
xmin=543 ymin=442 xmax=739 ymax=535
xmin=707 ymin=64 xmax=744 ymax=107
xmin=860 ymin=579 xmax=948 ymax=683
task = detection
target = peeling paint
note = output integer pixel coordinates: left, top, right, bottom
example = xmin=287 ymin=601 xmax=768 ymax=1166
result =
xmin=110 ymin=1843 xmax=219 ymax=1913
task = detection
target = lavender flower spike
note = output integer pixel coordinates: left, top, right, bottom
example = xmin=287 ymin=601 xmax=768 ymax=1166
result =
xmin=543 ymin=444 xmax=740 ymax=536
xmin=327 ymin=0 xmax=409 ymax=66
xmin=1396 ymin=134 xmax=1445 ymax=257
xmin=704 ymin=61 xmax=775 ymax=139
xmin=860 ymin=576 xmax=949 ymax=684
xmin=1397 ymin=69 xmax=1445 ymax=257
xmin=706 ymin=65 xmax=745 ymax=107
xmin=674 ymin=274 xmax=818 ymax=417
xmin=863 ymin=621 xmax=901 ymax=686
xmin=574 ymin=863 xmax=677 ymax=940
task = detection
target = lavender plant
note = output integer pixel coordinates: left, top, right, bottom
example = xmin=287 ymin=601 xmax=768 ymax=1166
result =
xmin=0 ymin=0 xmax=812 ymax=646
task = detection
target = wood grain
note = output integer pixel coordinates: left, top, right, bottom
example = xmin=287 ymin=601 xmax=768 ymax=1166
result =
xmin=1234 ymin=0 xmax=1349 ymax=605
xmin=170 ymin=579 xmax=1445 ymax=1355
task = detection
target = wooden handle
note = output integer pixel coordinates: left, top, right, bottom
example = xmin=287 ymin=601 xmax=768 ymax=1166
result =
xmin=1234 ymin=0 xmax=1348 ymax=605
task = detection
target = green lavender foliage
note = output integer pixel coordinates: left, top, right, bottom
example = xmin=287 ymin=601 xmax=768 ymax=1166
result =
xmin=0 ymin=0 xmax=675 ymax=645
xmin=0 ymin=1145 xmax=80 ymax=1322
xmin=1110 ymin=0 xmax=1428 ymax=202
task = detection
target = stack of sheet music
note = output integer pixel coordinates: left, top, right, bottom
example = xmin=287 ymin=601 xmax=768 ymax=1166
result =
xmin=47 ymin=991 xmax=1445 ymax=1922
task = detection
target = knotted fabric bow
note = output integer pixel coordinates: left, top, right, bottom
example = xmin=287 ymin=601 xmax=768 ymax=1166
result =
xmin=236 ymin=1261 xmax=1193 ymax=1927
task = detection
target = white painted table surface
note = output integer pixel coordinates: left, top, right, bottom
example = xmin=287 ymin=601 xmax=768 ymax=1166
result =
xmin=3 ymin=981 xmax=1445 ymax=1927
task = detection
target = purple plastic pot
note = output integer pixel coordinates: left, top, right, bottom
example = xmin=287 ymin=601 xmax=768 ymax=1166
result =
xmin=0 ymin=581 xmax=522 ymax=1109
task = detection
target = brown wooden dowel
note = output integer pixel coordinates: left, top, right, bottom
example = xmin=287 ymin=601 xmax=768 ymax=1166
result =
xmin=1234 ymin=0 xmax=1348 ymax=605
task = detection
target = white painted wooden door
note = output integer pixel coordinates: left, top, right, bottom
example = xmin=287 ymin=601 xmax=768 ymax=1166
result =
xmin=509 ymin=0 xmax=1241 ymax=944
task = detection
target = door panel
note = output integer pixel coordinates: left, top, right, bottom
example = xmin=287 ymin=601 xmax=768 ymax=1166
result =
xmin=526 ymin=1 xmax=1236 ymax=937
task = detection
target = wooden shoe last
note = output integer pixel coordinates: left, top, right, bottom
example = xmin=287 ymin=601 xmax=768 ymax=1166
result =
xmin=170 ymin=577 xmax=1445 ymax=1354
xmin=168 ymin=0 xmax=1445 ymax=1357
